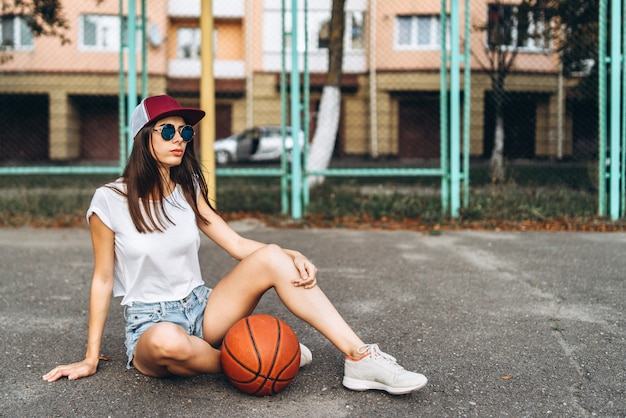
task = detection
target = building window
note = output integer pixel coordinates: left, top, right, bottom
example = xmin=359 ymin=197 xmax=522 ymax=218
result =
xmin=317 ymin=19 xmax=330 ymax=49
xmin=265 ymin=8 xmax=365 ymax=54
xmin=0 ymin=16 xmax=34 ymax=50
xmin=487 ymin=4 xmax=551 ymax=52
xmin=349 ymin=11 xmax=365 ymax=50
xmin=177 ymin=27 xmax=201 ymax=59
xmin=395 ymin=15 xmax=447 ymax=50
xmin=81 ymin=14 xmax=120 ymax=51
xmin=317 ymin=11 xmax=365 ymax=50
xmin=80 ymin=14 xmax=141 ymax=52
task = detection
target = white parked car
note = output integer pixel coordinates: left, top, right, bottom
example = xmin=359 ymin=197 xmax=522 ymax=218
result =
xmin=214 ymin=126 xmax=304 ymax=165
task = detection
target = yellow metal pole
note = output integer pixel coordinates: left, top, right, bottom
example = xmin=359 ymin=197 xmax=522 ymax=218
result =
xmin=200 ymin=0 xmax=216 ymax=206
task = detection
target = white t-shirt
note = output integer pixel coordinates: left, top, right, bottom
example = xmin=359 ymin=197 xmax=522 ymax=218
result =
xmin=86 ymin=180 xmax=204 ymax=305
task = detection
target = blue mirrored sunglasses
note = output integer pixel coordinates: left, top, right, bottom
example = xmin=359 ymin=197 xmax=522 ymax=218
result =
xmin=153 ymin=124 xmax=195 ymax=142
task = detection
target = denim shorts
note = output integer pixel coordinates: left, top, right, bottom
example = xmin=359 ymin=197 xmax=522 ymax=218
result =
xmin=123 ymin=285 xmax=211 ymax=368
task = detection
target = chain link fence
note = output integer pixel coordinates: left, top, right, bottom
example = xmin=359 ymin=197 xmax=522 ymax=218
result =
xmin=0 ymin=0 xmax=616 ymax=221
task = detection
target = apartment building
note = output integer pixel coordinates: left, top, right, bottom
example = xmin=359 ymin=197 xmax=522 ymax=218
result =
xmin=0 ymin=0 xmax=571 ymax=163
xmin=373 ymin=0 xmax=568 ymax=160
xmin=0 ymin=1 xmax=167 ymax=161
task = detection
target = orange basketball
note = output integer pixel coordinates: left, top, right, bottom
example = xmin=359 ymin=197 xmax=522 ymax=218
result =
xmin=220 ymin=314 xmax=301 ymax=396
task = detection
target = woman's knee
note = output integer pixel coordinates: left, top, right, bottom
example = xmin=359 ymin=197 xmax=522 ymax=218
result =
xmin=138 ymin=323 xmax=192 ymax=361
xmin=254 ymin=244 xmax=292 ymax=270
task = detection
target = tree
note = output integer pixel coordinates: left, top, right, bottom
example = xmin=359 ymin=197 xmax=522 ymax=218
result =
xmin=552 ymin=0 xmax=598 ymax=102
xmin=1 ymin=0 xmax=70 ymax=64
xmin=554 ymin=0 xmax=597 ymax=76
xmin=474 ymin=0 xmax=555 ymax=182
xmin=306 ymin=0 xmax=345 ymax=187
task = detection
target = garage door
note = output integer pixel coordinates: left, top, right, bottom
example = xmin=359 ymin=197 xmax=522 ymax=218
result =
xmin=398 ymin=96 xmax=440 ymax=159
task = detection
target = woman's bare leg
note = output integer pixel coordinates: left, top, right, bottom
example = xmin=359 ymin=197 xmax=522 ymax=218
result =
xmin=202 ymin=244 xmax=365 ymax=359
xmin=132 ymin=322 xmax=222 ymax=377
xmin=132 ymin=243 xmax=366 ymax=378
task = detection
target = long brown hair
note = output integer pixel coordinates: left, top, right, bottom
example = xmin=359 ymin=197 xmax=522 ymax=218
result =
xmin=111 ymin=123 xmax=213 ymax=233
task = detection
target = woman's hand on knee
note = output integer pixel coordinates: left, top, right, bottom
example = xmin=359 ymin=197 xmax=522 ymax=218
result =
xmin=42 ymin=358 xmax=99 ymax=382
xmin=291 ymin=255 xmax=318 ymax=289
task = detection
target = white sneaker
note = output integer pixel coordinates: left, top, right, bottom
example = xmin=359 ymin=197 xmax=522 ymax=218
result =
xmin=299 ymin=343 xmax=312 ymax=368
xmin=342 ymin=344 xmax=427 ymax=395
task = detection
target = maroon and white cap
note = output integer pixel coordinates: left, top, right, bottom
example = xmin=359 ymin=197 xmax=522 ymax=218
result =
xmin=130 ymin=95 xmax=206 ymax=139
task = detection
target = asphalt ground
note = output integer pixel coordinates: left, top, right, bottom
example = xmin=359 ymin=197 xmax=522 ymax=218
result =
xmin=1 ymin=223 xmax=624 ymax=417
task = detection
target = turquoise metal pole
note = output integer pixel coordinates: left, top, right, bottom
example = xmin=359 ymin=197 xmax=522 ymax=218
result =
xmin=449 ymin=0 xmax=461 ymax=217
xmin=141 ymin=0 xmax=147 ymax=98
xmin=290 ymin=0 xmax=303 ymax=219
xmin=307 ymin=168 xmax=446 ymax=176
xmin=462 ymin=0 xmax=471 ymax=208
xmin=118 ymin=0 xmax=127 ymax=170
xmin=127 ymin=0 xmax=138 ymax=156
xmin=302 ymin=0 xmax=310 ymax=208
xmin=0 ymin=166 xmax=122 ymax=175
xmin=280 ymin=0 xmax=288 ymax=214
xmin=622 ymin=0 xmax=626 ymax=218
xmin=598 ymin=0 xmax=607 ymax=216
xmin=609 ymin=0 xmax=621 ymax=219
xmin=440 ymin=0 xmax=449 ymax=215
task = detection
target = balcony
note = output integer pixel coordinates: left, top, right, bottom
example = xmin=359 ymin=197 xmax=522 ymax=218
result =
xmin=168 ymin=0 xmax=244 ymax=18
xmin=263 ymin=50 xmax=367 ymax=73
xmin=168 ymin=59 xmax=245 ymax=79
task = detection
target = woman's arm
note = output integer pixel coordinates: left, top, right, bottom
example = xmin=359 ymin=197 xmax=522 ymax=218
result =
xmin=43 ymin=215 xmax=115 ymax=382
xmin=196 ymin=197 xmax=265 ymax=260
xmin=196 ymin=198 xmax=317 ymax=288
